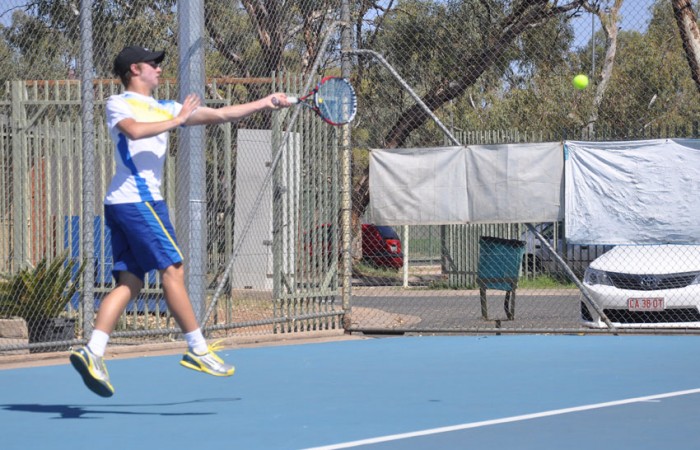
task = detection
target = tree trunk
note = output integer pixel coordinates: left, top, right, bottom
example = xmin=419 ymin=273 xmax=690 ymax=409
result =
xmin=583 ymin=0 xmax=623 ymax=137
xmin=672 ymin=0 xmax=700 ymax=94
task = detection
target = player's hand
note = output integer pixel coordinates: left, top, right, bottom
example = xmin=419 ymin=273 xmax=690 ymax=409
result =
xmin=268 ymin=93 xmax=292 ymax=109
xmin=178 ymin=94 xmax=201 ymax=125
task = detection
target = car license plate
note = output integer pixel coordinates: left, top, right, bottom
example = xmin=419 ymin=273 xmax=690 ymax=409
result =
xmin=628 ymin=298 xmax=665 ymax=311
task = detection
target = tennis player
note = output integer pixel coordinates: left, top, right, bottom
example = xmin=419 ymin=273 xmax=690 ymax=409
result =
xmin=70 ymin=46 xmax=292 ymax=397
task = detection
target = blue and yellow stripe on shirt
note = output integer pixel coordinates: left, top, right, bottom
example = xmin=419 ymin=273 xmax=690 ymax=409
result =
xmin=124 ymin=97 xmax=177 ymax=122
xmin=116 ymin=96 xmax=178 ymax=202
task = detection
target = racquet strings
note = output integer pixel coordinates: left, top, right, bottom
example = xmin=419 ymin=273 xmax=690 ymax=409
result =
xmin=314 ymin=77 xmax=357 ymax=125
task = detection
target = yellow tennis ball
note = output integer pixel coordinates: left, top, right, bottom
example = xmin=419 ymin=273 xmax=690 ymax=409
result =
xmin=573 ymin=74 xmax=589 ymax=90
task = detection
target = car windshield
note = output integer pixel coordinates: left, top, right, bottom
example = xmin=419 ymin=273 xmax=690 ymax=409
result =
xmin=376 ymin=226 xmax=400 ymax=239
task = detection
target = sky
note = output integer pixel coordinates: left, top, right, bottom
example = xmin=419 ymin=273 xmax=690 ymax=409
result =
xmin=569 ymin=0 xmax=656 ymax=49
xmin=0 ymin=0 xmax=26 ymax=26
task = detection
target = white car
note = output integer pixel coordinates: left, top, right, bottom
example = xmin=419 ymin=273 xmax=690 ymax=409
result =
xmin=582 ymin=244 xmax=700 ymax=328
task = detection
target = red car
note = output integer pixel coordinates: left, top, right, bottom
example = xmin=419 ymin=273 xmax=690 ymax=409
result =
xmin=362 ymin=224 xmax=404 ymax=270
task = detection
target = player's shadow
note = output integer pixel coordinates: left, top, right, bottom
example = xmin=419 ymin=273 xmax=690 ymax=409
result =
xmin=1 ymin=397 xmax=242 ymax=419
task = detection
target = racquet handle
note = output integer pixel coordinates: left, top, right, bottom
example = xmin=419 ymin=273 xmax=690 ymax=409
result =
xmin=271 ymin=96 xmax=299 ymax=106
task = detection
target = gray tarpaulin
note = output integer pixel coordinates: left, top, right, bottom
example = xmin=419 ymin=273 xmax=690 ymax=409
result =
xmin=368 ymin=139 xmax=700 ymax=245
xmin=465 ymin=142 xmax=564 ymax=223
xmin=565 ymin=139 xmax=700 ymax=244
xmin=368 ymin=143 xmax=564 ymax=225
xmin=368 ymin=146 xmax=469 ymax=225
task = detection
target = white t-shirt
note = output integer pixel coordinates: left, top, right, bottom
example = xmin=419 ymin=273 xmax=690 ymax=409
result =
xmin=104 ymin=92 xmax=183 ymax=204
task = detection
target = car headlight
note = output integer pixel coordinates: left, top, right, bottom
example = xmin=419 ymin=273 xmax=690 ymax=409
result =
xmin=584 ymin=268 xmax=613 ymax=286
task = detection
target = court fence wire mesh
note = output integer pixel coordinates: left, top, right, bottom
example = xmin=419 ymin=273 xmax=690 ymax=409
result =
xmin=1 ymin=0 xmax=700 ymax=354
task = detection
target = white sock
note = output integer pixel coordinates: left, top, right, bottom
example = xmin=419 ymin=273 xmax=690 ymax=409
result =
xmin=87 ymin=329 xmax=110 ymax=357
xmin=184 ymin=328 xmax=208 ymax=355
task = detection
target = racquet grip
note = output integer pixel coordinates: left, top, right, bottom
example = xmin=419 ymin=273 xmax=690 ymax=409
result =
xmin=271 ymin=96 xmax=298 ymax=106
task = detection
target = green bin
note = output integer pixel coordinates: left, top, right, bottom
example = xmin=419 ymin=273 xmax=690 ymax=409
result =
xmin=477 ymin=236 xmax=526 ymax=320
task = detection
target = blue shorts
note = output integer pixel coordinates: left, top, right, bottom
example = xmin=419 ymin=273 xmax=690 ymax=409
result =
xmin=104 ymin=201 xmax=183 ymax=282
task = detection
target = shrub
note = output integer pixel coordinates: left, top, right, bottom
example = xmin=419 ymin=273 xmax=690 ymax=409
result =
xmin=0 ymin=254 xmax=83 ymax=321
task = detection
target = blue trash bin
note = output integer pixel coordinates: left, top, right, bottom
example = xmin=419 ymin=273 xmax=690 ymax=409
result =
xmin=477 ymin=236 xmax=526 ymax=320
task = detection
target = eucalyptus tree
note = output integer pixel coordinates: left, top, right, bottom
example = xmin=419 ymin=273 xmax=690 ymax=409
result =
xmin=0 ymin=1 xmax=179 ymax=81
xmin=597 ymin=0 xmax=700 ymax=135
xmin=1 ymin=8 xmax=77 ymax=81
xmin=672 ymin=0 xmax=700 ymax=95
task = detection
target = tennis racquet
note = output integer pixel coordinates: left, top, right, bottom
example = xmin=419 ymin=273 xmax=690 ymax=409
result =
xmin=273 ymin=76 xmax=357 ymax=126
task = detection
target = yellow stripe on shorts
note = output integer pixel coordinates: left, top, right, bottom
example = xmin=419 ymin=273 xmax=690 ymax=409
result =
xmin=144 ymin=201 xmax=184 ymax=260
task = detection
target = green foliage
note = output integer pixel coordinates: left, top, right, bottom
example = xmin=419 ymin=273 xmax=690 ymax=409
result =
xmin=3 ymin=0 xmax=700 ymax=144
xmin=353 ymin=0 xmax=583 ymax=148
xmin=0 ymin=254 xmax=83 ymax=321
xmin=0 ymin=1 xmax=179 ymax=83
xmin=1 ymin=9 xmax=76 ymax=80
xmin=596 ymin=4 xmax=700 ymax=134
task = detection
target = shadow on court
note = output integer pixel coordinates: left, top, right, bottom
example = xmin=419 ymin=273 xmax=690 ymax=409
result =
xmin=0 ymin=397 xmax=241 ymax=419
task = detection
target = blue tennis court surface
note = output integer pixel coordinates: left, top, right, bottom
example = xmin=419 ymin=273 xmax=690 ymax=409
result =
xmin=1 ymin=335 xmax=698 ymax=449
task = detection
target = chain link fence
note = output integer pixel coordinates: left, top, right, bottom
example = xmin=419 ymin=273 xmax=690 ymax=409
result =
xmin=2 ymin=0 xmax=700 ymax=354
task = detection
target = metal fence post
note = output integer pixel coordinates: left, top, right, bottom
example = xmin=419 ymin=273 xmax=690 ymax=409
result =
xmin=80 ymin=0 xmax=96 ymax=336
xmin=178 ymin=0 xmax=207 ymax=325
xmin=10 ymin=80 xmax=27 ymax=271
xmin=340 ymin=0 xmax=353 ymax=329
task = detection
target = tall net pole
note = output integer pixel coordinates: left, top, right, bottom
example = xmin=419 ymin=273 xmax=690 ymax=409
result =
xmin=340 ymin=1 xmax=353 ymax=327
xmin=177 ymin=0 xmax=207 ymax=324
xmin=80 ymin=0 xmax=96 ymax=336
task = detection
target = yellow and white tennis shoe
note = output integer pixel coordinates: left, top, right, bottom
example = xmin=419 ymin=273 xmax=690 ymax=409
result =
xmin=69 ymin=347 xmax=115 ymax=397
xmin=180 ymin=341 xmax=235 ymax=377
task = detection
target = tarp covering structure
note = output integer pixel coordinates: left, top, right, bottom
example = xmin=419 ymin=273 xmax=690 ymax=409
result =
xmin=368 ymin=139 xmax=700 ymax=245
xmin=368 ymin=146 xmax=469 ymax=225
xmin=565 ymin=139 xmax=700 ymax=245
xmin=466 ymin=142 xmax=564 ymax=223
xmin=368 ymin=143 xmax=563 ymax=225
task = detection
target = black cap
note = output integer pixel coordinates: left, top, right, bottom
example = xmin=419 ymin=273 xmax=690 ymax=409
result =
xmin=113 ymin=46 xmax=165 ymax=76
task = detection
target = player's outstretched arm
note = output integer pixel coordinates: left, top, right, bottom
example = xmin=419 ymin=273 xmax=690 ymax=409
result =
xmin=185 ymin=93 xmax=291 ymax=126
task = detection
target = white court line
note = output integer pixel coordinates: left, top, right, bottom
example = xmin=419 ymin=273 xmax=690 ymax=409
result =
xmin=303 ymin=388 xmax=700 ymax=450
